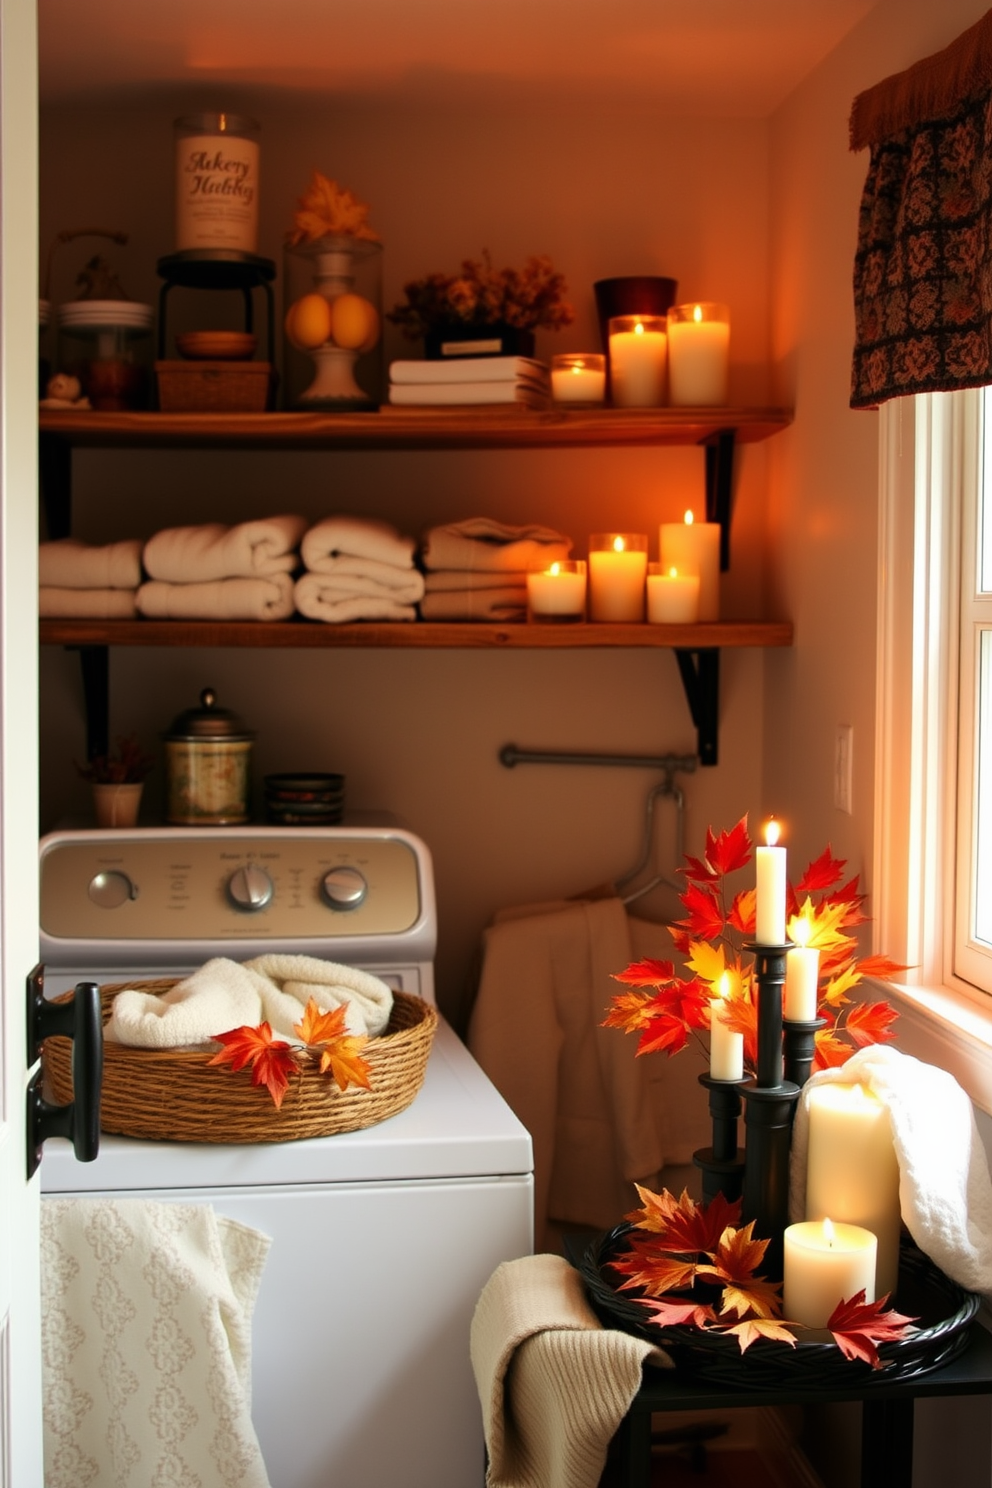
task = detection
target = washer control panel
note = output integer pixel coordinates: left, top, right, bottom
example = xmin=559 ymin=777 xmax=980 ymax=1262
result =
xmin=40 ymin=830 xmax=422 ymax=943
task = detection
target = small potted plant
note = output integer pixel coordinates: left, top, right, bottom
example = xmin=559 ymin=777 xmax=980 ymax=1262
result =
xmin=388 ymin=251 xmax=575 ymax=358
xmin=76 ymin=733 xmax=154 ymax=828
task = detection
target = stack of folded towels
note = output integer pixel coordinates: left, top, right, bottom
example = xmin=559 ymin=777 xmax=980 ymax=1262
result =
xmin=40 ymin=538 xmax=143 ymax=618
xmin=294 ymin=516 xmax=424 ymax=623
xmin=388 ymin=357 xmax=551 ymax=410
xmin=136 ymin=515 xmax=306 ymax=621
xmin=419 ymin=517 xmax=572 ymax=621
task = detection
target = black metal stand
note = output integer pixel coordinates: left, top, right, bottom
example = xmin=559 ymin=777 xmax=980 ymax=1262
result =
xmin=739 ymin=940 xmax=799 ymax=1276
xmin=783 ymin=1015 xmax=826 ymax=1089
xmin=156 ymin=250 xmax=276 ymax=361
xmin=692 ymin=1073 xmax=745 ymax=1205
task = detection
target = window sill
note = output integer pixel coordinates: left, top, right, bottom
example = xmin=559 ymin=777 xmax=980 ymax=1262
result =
xmin=876 ymin=978 xmax=992 ymax=1117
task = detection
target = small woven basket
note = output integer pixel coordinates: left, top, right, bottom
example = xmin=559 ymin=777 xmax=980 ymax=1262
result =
xmin=580 ymin=1223 xmax=979 ymax=1390
xmin=44 ymin=980 xmax=437 ymax=1144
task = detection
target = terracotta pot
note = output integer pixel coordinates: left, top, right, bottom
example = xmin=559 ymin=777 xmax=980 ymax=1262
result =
xmin=92 ymin=782 xmax=143 ymax=828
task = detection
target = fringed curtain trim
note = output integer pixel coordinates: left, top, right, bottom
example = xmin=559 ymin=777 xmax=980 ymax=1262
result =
xmin=849 ymin=8 xmax=992 ymax=408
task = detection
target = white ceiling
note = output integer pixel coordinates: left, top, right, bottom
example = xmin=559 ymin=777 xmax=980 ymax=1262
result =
xmin=38 ymin=0 xmax=881 ymax=116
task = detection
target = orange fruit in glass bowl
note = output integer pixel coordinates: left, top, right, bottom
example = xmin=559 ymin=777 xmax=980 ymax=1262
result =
xmin=329 ymin=293 xmax=380 ymax=353
xmin=285 ymin=293 xmax=333 ymax=351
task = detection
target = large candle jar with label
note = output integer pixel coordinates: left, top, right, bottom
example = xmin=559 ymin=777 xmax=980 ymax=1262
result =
xmin=175 ymin=113 xmax=260 ymax=255
xmin=164 ymin=688 xmax=254 ymax=825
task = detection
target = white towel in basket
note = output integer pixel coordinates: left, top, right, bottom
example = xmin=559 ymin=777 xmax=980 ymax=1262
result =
xmin=106 ymin=954 xmax=394 ymax=1048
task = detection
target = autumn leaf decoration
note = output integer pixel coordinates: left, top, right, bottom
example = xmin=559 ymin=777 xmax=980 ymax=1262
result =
xmin=208 ymin=997 xmax=373 ymax=1108
xmin=611 ymin=1186 xmax=916 ymax=1359
xmin=603 ymin=815 xmax=906 ymax=1077
xmin=286 ymin=169 xmax=380 ymax=247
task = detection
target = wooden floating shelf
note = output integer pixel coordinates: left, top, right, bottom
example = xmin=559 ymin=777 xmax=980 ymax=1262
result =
xmin=39 ymin=618 xmax=794 ymax=651
xmin=38 ymin=406 xmax=793 ymax=451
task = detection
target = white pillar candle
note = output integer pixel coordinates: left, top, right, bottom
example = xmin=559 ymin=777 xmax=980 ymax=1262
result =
xmin=588 ymin=535 xmax=648 ymax=622
xmin=784 ymin=916 xmax=820 ymax=1021
xmin=659 ymin=511 xmax=720 ymax=620
xmin=667 ymin=302 xmax=730 ymax=406
xmin=709 ymin=973 xmax=744 ymax=1081
xmin=755 ymin=818 xmax=787 ymax=944
xmin=526 ymin=561 xmax=587 ymax=621
xmin=608 ymin=316 xmax=667 ymax=408
xmin=175 ymin=114 xmax=260 ymax=255
xmin=647 ymin=565 xmax=700 ymax=624
xmin=806 ymin=1083 xmax=902 ymax=1299
xmin=783 ymin=1219 xmax=877 ymax=1329
xmin=551 ymin=354 xmax=606 ymax=405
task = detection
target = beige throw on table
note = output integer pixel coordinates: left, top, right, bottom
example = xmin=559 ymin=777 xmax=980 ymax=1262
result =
xmin=42 ymin=1197 xmax=271 ymax=1488
xmin=136 ymin=573 xmax=295 ymax=621
xmin=301 ymin=515 xmax=417 ymax=572
xmin=470 ymin=1253 xmax=670 ymax=1488
xmin=40 ymin=537 xmax=143 ymax=589
xmin=40 ymin=586 xmax=138 ymax=619
xmin=421 ymin=517 xmax=571 ymax=572
xmin=143 ymin=515 xmax=307 ymax=582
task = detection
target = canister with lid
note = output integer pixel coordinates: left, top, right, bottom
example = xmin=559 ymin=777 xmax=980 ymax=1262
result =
xmin=164 ymin=687 xmax=253 ymax=825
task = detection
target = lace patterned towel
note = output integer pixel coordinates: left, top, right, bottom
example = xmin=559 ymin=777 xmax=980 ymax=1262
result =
xmin=42 ymin=1197 xmax=272 ymax=1488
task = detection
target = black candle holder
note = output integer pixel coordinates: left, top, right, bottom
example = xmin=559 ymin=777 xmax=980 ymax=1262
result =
xmin=693 ymin=1072 xmax=745 ymax=1206
xmin=739 ymin=940 xmax=799 ymax=1277
xmin=783 ymin=1015 xmax=827 ymax=1089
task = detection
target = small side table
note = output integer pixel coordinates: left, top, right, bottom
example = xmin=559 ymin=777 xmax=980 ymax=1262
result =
xmin=156 ymin=250 xmax=276 ymax=360
xmin=607 ymin=1321 xmax=992 ymax=1488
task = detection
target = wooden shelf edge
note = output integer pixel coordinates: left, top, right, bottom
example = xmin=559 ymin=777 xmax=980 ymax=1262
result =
xmin=38 ymin=406 xmax=794 ymax=451
xmin=39 ymin=618 xmax=794 ymax=650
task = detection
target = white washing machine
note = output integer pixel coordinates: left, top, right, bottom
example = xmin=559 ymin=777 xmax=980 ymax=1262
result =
xmin=39 ymin=826 xmax=533 ymax=1488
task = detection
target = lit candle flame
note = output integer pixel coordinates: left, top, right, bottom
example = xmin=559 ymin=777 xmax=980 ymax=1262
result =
xmin=693 ymin=304 xmax=703 ymax=323
xmin=716 ymin=970 xmax=730 ymax=1001
xmin=764 ymin=817 xmax=780 ymax=847
xmin=668 ymin=566 xmax=678 ymax=579
xmin=788 ymin=914 xmax=811 ymax=949
xmin=634 ymin=321 xmax=645 ymax=336
xmin=612 ymin=536 xmax=625 ymax=553
xmin=823 ymin=1217 xmax=835 ymax=1247
xmin=684 ymin=510 xmax=695 ymax=526
xmin=548 ymin=562 xmax=561 ymax=576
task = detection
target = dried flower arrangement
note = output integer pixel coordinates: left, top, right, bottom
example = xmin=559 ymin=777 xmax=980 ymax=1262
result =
xmin=604 ymin=815 xmax=905 ymax=1076
xmin=285 ymin=170 xmax=380 ymax=247
xmin=388 ymin=251 xmax=575 ymax=338
xmin=75 ymin=733 xmax=154 ymax=786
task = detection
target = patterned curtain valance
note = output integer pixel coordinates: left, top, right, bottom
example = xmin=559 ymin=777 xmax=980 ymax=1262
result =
xmin=850 ymin=9 xmax=992 ymax=408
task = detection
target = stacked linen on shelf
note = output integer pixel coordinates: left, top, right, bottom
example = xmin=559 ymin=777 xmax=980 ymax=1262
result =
xmin=136 ymin=515 xmax=306 ymax=621
xmin=419 ymin=518 xmax=572 ymax=621
xmin=388 ymin=357 xmax=551 ymax=410
xmin=294 ymin=516 xmax=424 ymax=622
xmin=40 ymin=538 xmax=143 ymax=618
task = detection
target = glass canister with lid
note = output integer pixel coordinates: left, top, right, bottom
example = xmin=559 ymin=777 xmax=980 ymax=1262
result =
xmin=164 ymin=687 xmax=253 ymax=825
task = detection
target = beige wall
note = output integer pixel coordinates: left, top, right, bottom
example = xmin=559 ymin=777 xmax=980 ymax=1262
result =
xmin=40 ymin=92 xmax=772 ymax=1027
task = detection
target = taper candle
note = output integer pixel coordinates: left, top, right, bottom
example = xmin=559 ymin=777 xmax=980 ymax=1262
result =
xmin=709 ymin=971 xmax=744 ymax=1081
xmin=755 ymin=818 xmax=787 ymax=944
xmin=784 ymin=915 xmax=820 ymax=1021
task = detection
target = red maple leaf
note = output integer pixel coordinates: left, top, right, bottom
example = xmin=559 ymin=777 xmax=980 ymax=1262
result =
xmin=822 ymin=874 xmax=869 ymax=925
xmin=720 ymin=992 xmax=758 ymax=1073
xmin=208 ymin=1022 xmax=299 ymax=1109
xmin=727 ymin=888 xmax=757 ymax=936
xmin=796 ymin=845 xmax=846 ymax=894
xmin=637 ymin=1013 xmax=692 ymax=1057
xmin=638 ymin=1297 xmax=717 ymax=1329
xmin=678 ymin=881 xmax=725 ymax=941
xmin=611 ymin=958 xmax=677 ymax=988
xmin=705 ymin=816 xmax=752 ymax=877
xmin=680 ymin=852 xmax=718 ymax=883
xmin=812 ymin=1025 xmax=854 ymax=1070
xmin=646 ymin=979 xmax=713 ymax=1031
xmin=855 ymin=954 xmax=911 ymax=982
xmin=827 ymin=1291 xmax=918 ymax=1369
xmin=646 ymin=1189 xmax=744 ymax=1256
xmin=844 ymin=1000 xmax=899 ymax=1048
xmin=602 ymin=989 xmax=654 ymax=1033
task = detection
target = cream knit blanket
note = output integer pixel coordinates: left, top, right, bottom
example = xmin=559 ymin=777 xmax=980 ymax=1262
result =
xmin=470 ymin=1254 xmax=670 ymax=1488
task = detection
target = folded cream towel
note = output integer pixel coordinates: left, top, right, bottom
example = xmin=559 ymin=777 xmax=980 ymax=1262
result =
xmin=421 ymin=518 xmax=571 ymax=573
xmin=425 ymin=569 xmax=530 ymax=593
xmin=420 ymin=587 xmax=527 ymax=622
xmin=40 ymin=586 xmax=138 ymax=619
xmin=42 ymin=1198 xmax=271 ymax=1488
xmin=302 ymin=516 xmax=416 ymax=573
xmin=106 ymin=954 xmax=394 ymax=1047
xmin=136 ymin=573 xmax=295 ymax=621
xmin=790 ymin=1043 xmax=992 ymax=1299
xmin=143 ymin=515 xmax=307 ymax=582
xmin=295 ymin=574 xmax=417 ymax=623
xmin=297 ymin=563 xmax=425 ymax=603
xmin=470 ymin=1254 xmax=669 ymax=1488
xmin=40 ymin=537 xmax=143 ymax=590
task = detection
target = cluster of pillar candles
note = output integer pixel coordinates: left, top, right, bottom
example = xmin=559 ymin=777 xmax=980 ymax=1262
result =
xmin=526 ymin=512 xmax=720 ymax=624
xmin=700 ymin=822 xmax=902 ymax=1334
xmin=549 ymin=302 xmax=730 ymax=409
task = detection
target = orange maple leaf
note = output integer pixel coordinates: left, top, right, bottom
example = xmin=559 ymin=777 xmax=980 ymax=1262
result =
xmin=294 ymin=997 xmax=373 ymax=1092
xmin=639 ymin=1297 xmax=717 ymax=1330
xmin=855 ymin=954 xmax=911 ymax=981
xmin=827 ymin=1291 xmax=918 ymax=1369
xmin=611 ymin=958 xmax=677 ymax=987
xmin=610 ymin=1240 xmax=700 ymax=1297
xmin=844 ymin=1000 xmax=899 ymax=1048
xmin=727 ymin=887 xmax=757 ymax=936
xmin=717 ymin=1315 xmax=798 ymax=1353
xmin=701 ymin=1222 xmax=781 ymax=1319
xmin=209 ymin=1023 xmax=299 ymax=1109
xmin=813 ymin=1025 xmax=855 ymax=1070
xmin=626 ymin=1185 xmax=742 ymax=1254
xmin=601 ymin=989 xmax=655 ymax=1033
xmin=294 ymin=998 xmax=350 ymax=1046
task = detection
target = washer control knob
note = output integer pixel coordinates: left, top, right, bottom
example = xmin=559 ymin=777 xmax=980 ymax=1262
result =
xmin=87 ymin=870 xmax=137 ymax=909
xmin=321 ymin=866 xmax=368 ymax=911
xmin=227 ymin=864 xmax=274 ymax=912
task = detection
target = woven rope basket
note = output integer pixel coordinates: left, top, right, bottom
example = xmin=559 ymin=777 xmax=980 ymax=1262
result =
xmin=44 ymin=979 xmax=437 ymax=1144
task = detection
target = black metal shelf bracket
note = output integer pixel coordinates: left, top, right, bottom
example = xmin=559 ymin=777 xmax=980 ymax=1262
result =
xmin=704 ymin=428 xmax=736 ymax=571
xmin=674 ymin=647 xmax=720 ymax=766
xmin=71 ymin=645 xmax=110 ymax=762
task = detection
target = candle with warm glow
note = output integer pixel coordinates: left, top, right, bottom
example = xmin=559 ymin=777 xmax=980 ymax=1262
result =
xmin=755 ymin=818 xmax=787 ymax=944
xmin=658 ymin=510 xmax=720 ymax=620
xmin=709 ymin=971 xmax=744 ymax=1081
xmin=588 ymin=534 xmax=648 ymax=622
xmin=647 ymin=564 xmax=700 ymax=623
xmin=667 ymin=301 xmax=730 ymax=406
xmin=551 ymin=353 xmax=606 ymax=405
xmin=526 ymin=560 xmax=587 ymax=621
xmin=784 ymin=915 xmax=820 ymax=1021
xmin=783 ymin=1218 xmax=877 ymax=1329
xmin=608 ymin=315 xmax=667 ymax=407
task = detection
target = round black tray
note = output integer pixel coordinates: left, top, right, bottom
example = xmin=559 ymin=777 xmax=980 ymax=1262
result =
xmin=580 ymin=1223 xmax=979 ymax=1390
